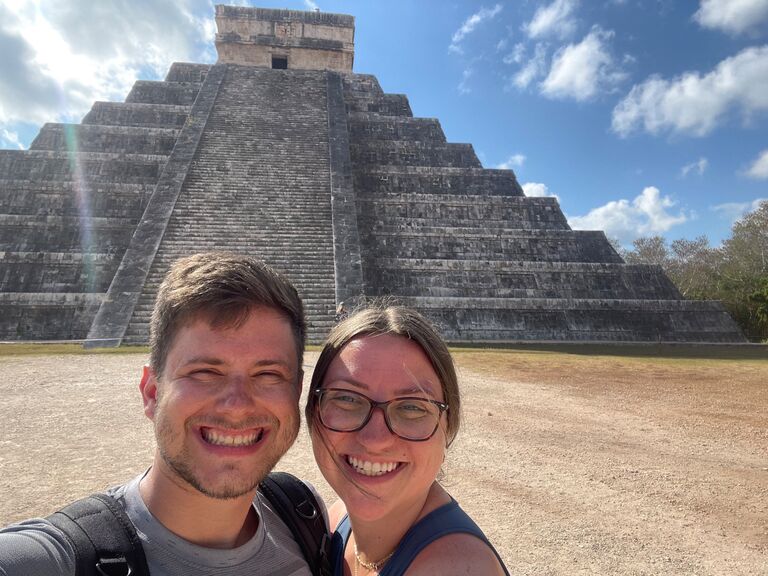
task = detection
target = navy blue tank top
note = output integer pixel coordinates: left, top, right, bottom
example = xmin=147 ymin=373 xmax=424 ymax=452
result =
xmin=331 ymin=499 xmax=510 ymax=575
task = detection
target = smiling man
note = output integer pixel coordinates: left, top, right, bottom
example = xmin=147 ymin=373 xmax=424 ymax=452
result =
xmin=0 ymin=252 xmax=325 ymax=576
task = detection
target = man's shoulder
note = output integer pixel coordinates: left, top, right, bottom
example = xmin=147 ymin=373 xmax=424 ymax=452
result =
xmin=0 ymin=479 xmax=136 ymax=576
xmin=0 ymin=517 xmax=76 ymax=576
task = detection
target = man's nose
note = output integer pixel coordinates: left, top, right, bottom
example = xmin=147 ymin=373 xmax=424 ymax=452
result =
xmin=219 ymin=375 xmax=256 ymax=411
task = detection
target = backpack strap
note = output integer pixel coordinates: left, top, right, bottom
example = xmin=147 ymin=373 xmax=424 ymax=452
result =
xmin=259 ymin=472 xmax=332 ymax=576
xmin=47 ymin=493 xmax=149 ymax=576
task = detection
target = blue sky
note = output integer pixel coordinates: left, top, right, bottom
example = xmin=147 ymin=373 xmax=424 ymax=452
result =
xmin=1 ymin=0 xmax=766 ymax=246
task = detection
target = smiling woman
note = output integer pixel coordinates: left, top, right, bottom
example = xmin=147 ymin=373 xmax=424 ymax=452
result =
xmin=306 ymin=305 xmax=509 ymax=576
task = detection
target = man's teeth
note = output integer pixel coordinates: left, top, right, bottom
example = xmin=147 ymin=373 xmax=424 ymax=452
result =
xmin=348 ymin=456 xmax=399 ymax=476
xmin=202 ymin=428 xmax=262 ymax=447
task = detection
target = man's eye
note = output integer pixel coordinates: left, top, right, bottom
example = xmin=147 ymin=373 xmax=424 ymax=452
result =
xmin=189 ymin=369 xmax=220 ymax=380
xmin=254 ymin=372 xmax=285 ymax=384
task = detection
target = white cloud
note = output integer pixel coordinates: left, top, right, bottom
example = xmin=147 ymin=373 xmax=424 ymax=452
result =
xmin=612 ymin=45 xmax=768 ymax=137
xmin=522 ymin=182 xmax=560 ymax=201
xmin=746 ymin=149 xmax=768 ymax=178
xmin=711 ymin=197 xmax=767 ymax=221
xmin=1 ymin=128 xmax=24 ymax=149
xmin=508 ymin=43 xmax=548 ymax=90
xmin=304 ymin=0 xmax=320 ymax=10
xmin=503 ymin=43 xmax=527 ymax=65
xmin=0 ymin=0 xmax=214 ymax=126
xmin=449 ymin=4 xmax=503 ymax=54
xmin=458 ymin=68 xmax=473 ymax=95
xmin=681 ymin=157 xmax=709 ymax=177
xmin=569 ymin=186 xmax=688 ymax=243
xmin=540 ymin=27 xmax=627 ymax=101
xmin=524 ymin=0 xmax=579 ymax=39
xmin=694 ymin=0 xmax=768 ymax=35
xmin=496 ymin=154 xmax=526 ymax=169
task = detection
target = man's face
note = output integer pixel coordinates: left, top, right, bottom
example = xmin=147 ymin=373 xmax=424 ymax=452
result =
xmin=140 ymin=307 xmax=302 ymax=499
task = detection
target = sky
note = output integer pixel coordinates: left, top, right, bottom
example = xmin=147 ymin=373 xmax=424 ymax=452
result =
xmin=1 ymin=0 xmax=767 ymax=247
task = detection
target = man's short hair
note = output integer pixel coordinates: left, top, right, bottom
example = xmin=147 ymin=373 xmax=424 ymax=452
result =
xmin=149 ymin=252 xmax=306 ymax=376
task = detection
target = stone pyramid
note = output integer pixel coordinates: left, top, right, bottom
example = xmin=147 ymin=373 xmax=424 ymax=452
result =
xmin=0 ymin=5 xmax=746 ymax=344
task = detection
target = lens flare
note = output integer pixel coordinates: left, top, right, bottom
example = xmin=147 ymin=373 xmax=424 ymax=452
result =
xmin=63 ymin=124 xmax=95 ymax=291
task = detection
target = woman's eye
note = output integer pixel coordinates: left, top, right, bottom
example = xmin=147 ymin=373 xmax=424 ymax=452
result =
xmin=329 ymin=392 xmax=364 ymax=406
xmin=396 ymin=401 xmax=429 ymax=418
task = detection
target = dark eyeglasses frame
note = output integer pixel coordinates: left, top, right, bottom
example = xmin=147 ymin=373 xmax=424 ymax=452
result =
xmin=314 ymin=388 xmax=449 ymax=442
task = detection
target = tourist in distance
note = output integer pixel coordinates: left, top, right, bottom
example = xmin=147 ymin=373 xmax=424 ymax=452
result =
xmin=306 ymin=305 xmax=510 ymax=575
xmin=0 ymin=252 xmax=329 ymax=576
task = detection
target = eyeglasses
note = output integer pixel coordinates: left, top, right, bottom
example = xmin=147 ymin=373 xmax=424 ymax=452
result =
xmin=314 ymin=388 xmax=448 ymax=442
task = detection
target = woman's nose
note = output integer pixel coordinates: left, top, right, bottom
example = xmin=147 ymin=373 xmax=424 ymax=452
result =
xmin=356 ymin=406 xmax=395 ymax=446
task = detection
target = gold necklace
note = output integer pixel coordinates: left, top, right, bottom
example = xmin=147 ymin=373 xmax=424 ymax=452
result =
xmin=353 ymin=543 xmax=394 ymax=575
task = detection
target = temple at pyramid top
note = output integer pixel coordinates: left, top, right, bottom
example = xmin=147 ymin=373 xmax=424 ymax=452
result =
xmin=215 ymin=5 xmax=355 ymax=71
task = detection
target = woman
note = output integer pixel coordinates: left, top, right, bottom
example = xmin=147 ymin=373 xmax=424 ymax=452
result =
xmin=306 ymin=305 xmax=509 ymax=575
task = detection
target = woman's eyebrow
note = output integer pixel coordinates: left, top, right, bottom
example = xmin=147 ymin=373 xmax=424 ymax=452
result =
xmin=328 ymin=379 xmax=438 ymax=397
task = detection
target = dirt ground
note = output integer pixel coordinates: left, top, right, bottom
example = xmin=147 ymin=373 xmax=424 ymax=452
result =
xmin=0 ymin=347 xmax=766 ymax=575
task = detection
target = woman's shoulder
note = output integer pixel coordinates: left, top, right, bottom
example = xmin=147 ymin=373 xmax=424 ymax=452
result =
xmin=404 ymin=532 xmax=507 ymax=576
xmin=328 ymin=499 xmax=348 ymax=531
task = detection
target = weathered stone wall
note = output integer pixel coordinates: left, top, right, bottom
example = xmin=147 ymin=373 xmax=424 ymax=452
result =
xmin=340 ymin=72 xmax=746 ymax=342
xmin=0 ymin=65 xmax=201 ymax=340
xmin=215 ymin=5 xmax=354 ymax=71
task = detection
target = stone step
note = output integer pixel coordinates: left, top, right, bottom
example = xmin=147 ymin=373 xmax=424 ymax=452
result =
xmin=364 ymin=260 xmax=680 ymax=300
xmin=395 ymin=296 xmax=747 ymax=342
xmin=348 ymin=116 xmax=446 ymax=142
xmin=0 ymin=180 xmax=153 ymax=218
xmin=31 ymin=123 xmax=178 ymax=156
xmin=341 ymin=74 xmax=383 ymax=94
xmin=345 ymin=94 xmax=412 ymax=116
xmin=360 ymin=229 xmax=622 ymax=263
xmin=357 ymin=198 xmax=568 ymax=229
xmin=0 ymin=214 xmax=137 ymax=252
xmin=351 ymin=141 xmax=480 ymax=168
xmin=125 ymin=80 xmax=202 ymax=106
xmin=0 ymin=251 xmax=120 ymax=292
xmin=353 ymin=166 xmax=525 ymax=197
xmin=0 ymin=150 xmax=167 ymax=183
xmin=0 ymin=292 xmax=102 ymax=340
xmin=165 ymin=62 xmax=211 ymax=83
xmin=82 ymin=102 xmax=190 ymax=128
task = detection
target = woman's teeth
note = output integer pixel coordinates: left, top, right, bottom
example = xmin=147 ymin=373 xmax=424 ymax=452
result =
xmin=202 ymin=428 xmax=262 ymax=447
xmin=348 ymin=456 xmax=399 ymax=476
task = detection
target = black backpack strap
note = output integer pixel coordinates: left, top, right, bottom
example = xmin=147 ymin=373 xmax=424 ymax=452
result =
xmin=259 ymin=472 xmax=332 ymax=576
xmin=46 ymin=493 xmax=149 ymax=576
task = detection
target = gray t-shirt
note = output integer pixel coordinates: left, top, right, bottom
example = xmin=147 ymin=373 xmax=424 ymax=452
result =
xmin=0 ymin=473 xmax=322 ymax=576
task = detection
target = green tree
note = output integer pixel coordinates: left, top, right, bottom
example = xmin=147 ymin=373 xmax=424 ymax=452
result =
xmin=621 ymin=200 xmax=768 ymax=340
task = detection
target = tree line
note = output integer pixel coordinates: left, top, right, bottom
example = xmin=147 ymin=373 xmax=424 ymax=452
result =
xmin=617 ymin=200 xmax=768 ymax=342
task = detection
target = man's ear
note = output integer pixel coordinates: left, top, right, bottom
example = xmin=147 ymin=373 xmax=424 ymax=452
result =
xmin=140 ymin=365 xmax=159 ymax=420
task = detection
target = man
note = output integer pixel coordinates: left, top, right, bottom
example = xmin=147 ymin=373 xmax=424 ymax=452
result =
xmin=0 ymin=252 xmax=322 ymax=575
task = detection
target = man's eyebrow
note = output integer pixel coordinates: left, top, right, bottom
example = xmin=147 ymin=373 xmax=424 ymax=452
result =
xmin=182 ymin=357 xmax=292 ymax=369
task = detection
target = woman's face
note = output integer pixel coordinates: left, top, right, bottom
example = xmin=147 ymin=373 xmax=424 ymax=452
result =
xmin=311 ymin=334 xmax=447 ymax=523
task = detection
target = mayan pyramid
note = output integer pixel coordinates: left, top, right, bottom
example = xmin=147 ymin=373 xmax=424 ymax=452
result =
xmin=0 ymin=5 xmax=746 ymax=345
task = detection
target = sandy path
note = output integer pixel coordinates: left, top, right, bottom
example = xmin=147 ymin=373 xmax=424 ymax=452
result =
xmin=0 ymin=350 xmax=766 ymax=575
